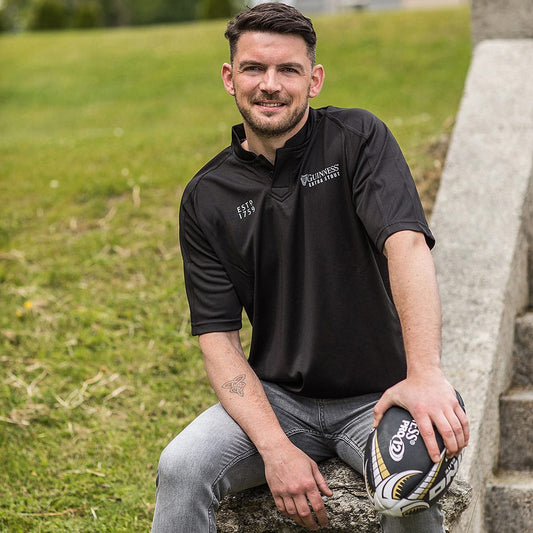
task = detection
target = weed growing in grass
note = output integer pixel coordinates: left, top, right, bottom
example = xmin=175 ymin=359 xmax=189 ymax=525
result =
xmin=0 ymin=7 xmax=470 ymax=531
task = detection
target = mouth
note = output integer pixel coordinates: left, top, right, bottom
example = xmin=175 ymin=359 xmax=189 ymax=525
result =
xmin=254 ymin=100 xmax=286 ymax=109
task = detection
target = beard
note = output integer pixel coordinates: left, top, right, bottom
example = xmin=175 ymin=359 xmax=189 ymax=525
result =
xmin=234 ymin=91 xmax=309 ymax=139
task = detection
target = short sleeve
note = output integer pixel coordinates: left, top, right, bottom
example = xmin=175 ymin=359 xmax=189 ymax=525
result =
xmin=179 ymin=190 xmax=243 ymax=335
xmin=351 ymin=115 xmax=435 ymax=252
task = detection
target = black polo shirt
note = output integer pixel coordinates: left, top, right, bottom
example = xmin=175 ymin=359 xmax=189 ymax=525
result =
xmin=179 ymin=106 xmax=434 ymax=398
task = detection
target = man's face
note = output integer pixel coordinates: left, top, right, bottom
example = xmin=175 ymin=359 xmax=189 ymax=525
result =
xmin=222 ymin=32 xmax=324 ymax=139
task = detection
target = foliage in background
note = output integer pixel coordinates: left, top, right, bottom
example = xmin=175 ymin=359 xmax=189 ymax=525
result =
xmin=198 ymin=0 xmax=234 ymax=21
xmin=0 ymin=0 xmax=243 ymax=31
xmin=28 ymin=0 xmax=68 ymax=30
xmin=0 ymin=6 xmax=471 ymax=531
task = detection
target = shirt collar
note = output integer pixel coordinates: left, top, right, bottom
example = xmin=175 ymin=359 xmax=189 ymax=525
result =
xmin=231 ymin=107 xmax=316 ymax=162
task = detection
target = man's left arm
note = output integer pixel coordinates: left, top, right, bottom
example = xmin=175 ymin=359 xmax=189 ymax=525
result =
xmin=373 ymin=230 xmax=470 ymax=462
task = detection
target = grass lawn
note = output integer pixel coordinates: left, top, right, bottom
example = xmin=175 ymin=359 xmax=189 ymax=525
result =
xmin=0 ymin=6 xmax=471 ymax=531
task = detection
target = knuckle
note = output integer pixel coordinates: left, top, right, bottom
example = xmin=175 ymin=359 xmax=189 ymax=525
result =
xmin=419 ymin=426 xmax=434 ymax=439
xmin=299 ymin=508 xmax=311 ymax=518
xmin=440 ymin=427 xmax=455 ymax=440
xmin=313 ymin=501 xmax=325 ymax=512
xmin=410 ymin=403 xmax=427 ymax=419
xmin=301 ymin=480 xmax=316 ymax=492
xmin=451 ymin=422 xmax=463 ymax=434
xmin=287 ymin=484 xmax=301 ymax=495
xmin=449 ymin=397 xmax=460 ymax=409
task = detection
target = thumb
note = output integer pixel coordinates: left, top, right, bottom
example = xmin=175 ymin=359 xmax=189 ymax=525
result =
xmin=372 ymin=394 xmax=393 ymax=428
xmin=313 ymin=464 xmax=333 ymax=497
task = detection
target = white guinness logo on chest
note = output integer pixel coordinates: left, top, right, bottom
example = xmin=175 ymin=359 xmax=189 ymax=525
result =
xmin=300 ymin=163 xmax=340 ymax=188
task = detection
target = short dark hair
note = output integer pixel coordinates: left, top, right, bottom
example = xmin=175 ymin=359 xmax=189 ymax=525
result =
xmin=225 ymin=2 xmax=317 ymax=65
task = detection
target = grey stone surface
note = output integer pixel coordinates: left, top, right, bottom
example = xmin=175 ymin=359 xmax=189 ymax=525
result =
xmin=500 ymin=313 xmax=533 ymax=472
xmin=484 ymin=471 xmax=533 ymax=532
xmin=429 ymin=40 xmax=533 ymax=533
xmin=498 ymin=388 xmax=533 ymax=471
xmin=512 ymin=312 xmax=533 ymax=387
xmin=217 ymin=458 xmax=472 ymax=532
xmin=472 ymin=0 xmax=533 ymax=44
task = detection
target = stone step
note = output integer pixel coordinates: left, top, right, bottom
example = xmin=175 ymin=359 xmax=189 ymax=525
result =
xmin=512 ymin=312 xmax=533 ymax=387
xmin=485 ymin=470 xmax=533 ymax=533
xmin=498 ymin=387 xmax=533 ymax=471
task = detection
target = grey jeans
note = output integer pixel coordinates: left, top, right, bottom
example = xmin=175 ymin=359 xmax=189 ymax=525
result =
xmin=151 ymin=381 xmax=444 ymax=532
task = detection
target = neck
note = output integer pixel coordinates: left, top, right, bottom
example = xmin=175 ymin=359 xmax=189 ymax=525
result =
xmin=241 ymin=133 xmax=285 ymax=165
xmin=242 ymin=108 xmax=309 ymax=165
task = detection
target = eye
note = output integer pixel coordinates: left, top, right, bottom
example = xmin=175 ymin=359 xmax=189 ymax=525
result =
xmin=241 ymin=65 xmax=263 ymax=72
xmin=279 ymin=65 xmax=303 ymax=75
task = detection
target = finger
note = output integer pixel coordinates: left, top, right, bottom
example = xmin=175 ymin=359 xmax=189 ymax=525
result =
xmin=293 ymin=494 xmax=318 ymax=530
xmin=435 ymin=410 xmax=469 ymax=459
xmin=282 ymin=496 xmax=297 ymax=518
xmin=282 ymin=496 xmax=311 ymax=529
xmin=455 ymin=403 xmax=470 ymax=446
xmin=448 ymin=414 xmax=466 ymax=456
xmin=417 ymin=415 xmax=442 ymax=463
xmin=273 ymin=495 xmax=287 ymax=517
xmin=442 ymin=406 xmax=470 ymax=458
xmin=373 ymin=393 xmax=393 ymax=428
xmin=307 ymin=489 xmax=328 ymax=528
xmin=312 ymin=464 xmax=333 ymax=497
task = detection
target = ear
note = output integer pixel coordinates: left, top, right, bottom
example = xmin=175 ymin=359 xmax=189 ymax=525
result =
xmin=309 ymin=64 xmax=325 ymax=99
xmin=221 ymin=63 xmax=235 ymax=96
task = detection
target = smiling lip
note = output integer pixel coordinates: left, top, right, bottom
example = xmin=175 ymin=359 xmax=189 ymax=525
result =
xmin=256 ymin=101 xmax=285 ymax=108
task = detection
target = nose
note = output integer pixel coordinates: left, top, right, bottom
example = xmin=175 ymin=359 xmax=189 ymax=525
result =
xmin=259 ymin=68 xmax=281 ymax=93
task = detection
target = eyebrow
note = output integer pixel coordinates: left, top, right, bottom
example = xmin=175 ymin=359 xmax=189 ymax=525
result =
xmin=238 ymin=60 xmax=306 ymax=71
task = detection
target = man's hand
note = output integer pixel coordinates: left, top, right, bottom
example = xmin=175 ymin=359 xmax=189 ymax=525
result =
xmin=263 ymin=443 xmax=332 ymax=530
xmin=373 ymin=368 xmax=469 ymax=463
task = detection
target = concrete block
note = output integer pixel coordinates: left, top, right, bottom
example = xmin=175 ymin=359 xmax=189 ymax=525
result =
xmin=217 ymin=458 xmax=472 ymax=532
xmin=472 ymin=0 xmax=533 ymax=44
xmin=512 ymin=312 xmax=533 ymax=387
xmin=429 ymin=40 xmax=533 ymax=533
xmin=485 ymin=471 xmax=533 ymax=533
xmin=498 ymin=388 xmax=533 ymax=471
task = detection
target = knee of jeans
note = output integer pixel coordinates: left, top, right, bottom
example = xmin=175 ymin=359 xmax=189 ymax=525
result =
xmin=157 ymin=439 xmax=196 ymax=488
xmin=157 ymin=436 xmax=221 ymax=495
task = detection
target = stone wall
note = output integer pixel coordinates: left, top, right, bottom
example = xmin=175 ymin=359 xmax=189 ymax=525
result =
xmin=472 ymin=0 xmax=533 ymax=44
xmin=430 ymin=39 xmax=533 ymax=532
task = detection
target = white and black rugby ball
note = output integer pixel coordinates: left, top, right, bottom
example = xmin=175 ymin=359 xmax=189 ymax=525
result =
xmin=364 ymin=396 xmax=465 ymax=517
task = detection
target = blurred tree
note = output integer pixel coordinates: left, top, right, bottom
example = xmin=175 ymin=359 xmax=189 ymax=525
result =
xmin=0 ymin=0 xmax=30 ymax=31
xmin=71 ymin=0 xmax=103 ymax=28
xmin=198 ymin=0 xmax=232 ymax=20
xmin=29 ymin=0 xmax=68 ymax=30
xmin=99 ymin=0 xmax=129 ymax=27
xmin=125 ymin=0 xmax=199 ymax=26
xmin=0 ymin=6 xmax=7 ymax=30
xmin=5 ymin=0 xmax=206 ymax=31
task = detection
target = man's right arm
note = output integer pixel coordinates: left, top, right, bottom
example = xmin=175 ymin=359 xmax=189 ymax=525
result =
xmin=199 ymin=331 xmax=332 ymax=531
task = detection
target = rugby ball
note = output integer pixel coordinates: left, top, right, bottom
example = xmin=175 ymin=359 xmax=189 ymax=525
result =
xmin=364 ymin=397 xmax=465 ymax=517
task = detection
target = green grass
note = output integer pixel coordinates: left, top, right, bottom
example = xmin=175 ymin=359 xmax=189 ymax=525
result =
xmin=0 ymin=6 xmax=471 ymax=531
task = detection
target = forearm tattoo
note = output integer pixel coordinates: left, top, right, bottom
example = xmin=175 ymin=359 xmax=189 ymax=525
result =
xmin=222 ymin=374 xmax=246 ymax=397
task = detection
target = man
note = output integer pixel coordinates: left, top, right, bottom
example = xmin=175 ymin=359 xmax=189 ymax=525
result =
xmin=152 ymin=3 xmax=469 ymax=532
